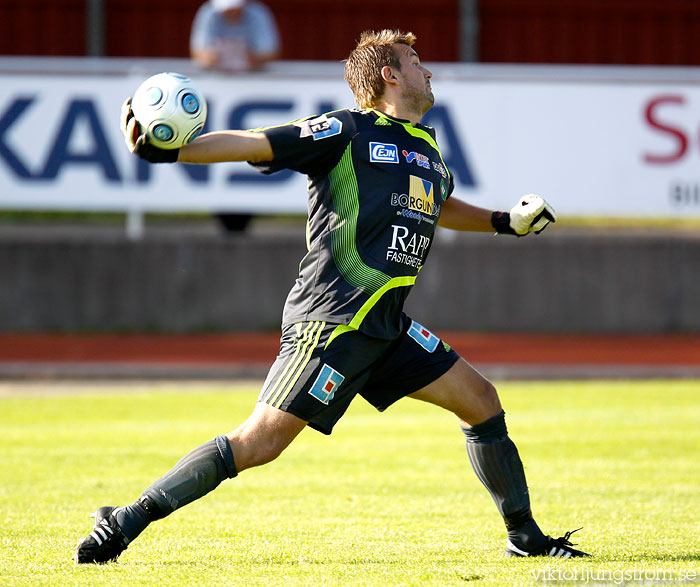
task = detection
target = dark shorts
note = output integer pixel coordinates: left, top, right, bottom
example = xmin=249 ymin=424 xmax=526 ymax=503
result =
xmin=258 ymin=314 xmax=460 ymax=434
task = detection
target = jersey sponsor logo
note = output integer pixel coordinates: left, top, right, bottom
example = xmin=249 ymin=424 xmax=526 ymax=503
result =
xmin=432 ymin=161 xmax=447 ymax=178
xmin=389 ymin=174 xmax=440 ymax=222
xmin=296 ymin=115 xmax=343 ymax=140
xmin=402 ymin=150 xmax=430 ymax=169
xmin=386 ymin=224 xmax=431 ymax=268
xmin=369 ymin=142 xmax=399 ymax=164
xmin=396 ymin=207 xmax=435 ymax=225
xmin=391 ymin=192 xmax=438 ymax=215
xmin=408 ymin=321 xmax=441 ymax=353
xmin=308 ymin=363 xmax=345 ymax=405
xmin=409 ymin=175 xmax=438 ymax=215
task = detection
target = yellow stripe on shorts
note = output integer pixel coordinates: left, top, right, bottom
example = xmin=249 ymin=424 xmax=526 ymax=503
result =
xmin=267 ymin=321 xmax=325 ymax=408
xmin=264 ymin=321 xmax=317 ymax=407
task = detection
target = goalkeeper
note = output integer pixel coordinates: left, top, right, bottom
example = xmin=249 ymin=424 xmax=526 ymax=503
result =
xmin=75 ymin=29 xmax=588 ymax=563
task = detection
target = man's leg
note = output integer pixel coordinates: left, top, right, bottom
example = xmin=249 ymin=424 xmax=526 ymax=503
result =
xmin=408 ymin=358 xmax=546 ymax=552
xmin=75 ymin=403 xmax=307 ymax=564
xmin=409 ymin=358 xmax=588 ymax=557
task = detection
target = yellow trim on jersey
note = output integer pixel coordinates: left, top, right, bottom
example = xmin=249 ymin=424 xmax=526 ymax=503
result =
xmin=324 ymin=275 xmax=417 ymax=349
xmin=267 ymin=321 xmax=326 ymax=408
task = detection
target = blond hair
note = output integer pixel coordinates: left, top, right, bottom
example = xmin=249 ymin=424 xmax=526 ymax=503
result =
xmin=344 ymin=29 xmax=417 ymax=109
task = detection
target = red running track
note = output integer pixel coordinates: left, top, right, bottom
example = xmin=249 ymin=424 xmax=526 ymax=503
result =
xmin=1 ymin=333 xmax=699 ymax=367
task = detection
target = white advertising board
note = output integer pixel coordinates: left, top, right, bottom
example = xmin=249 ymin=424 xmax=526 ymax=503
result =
xmin=1 ymin=61 xmax=700 ymax=217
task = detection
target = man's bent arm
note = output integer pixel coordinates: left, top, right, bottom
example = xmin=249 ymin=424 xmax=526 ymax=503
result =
xmin=438 ymin=196 xmax=495 ymax=232
xmin=178 ymin=131 xmax=274 ymax=164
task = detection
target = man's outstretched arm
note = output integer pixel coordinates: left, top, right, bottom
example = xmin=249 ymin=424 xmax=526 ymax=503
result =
xmin=178 ymin=131 xmax=274 ymax=164
xmin=439 ymin=194 xmax=557 ymax=236
xmin=121 ymin=97 xmax=273 ymax=164
xmin=438 ymin=196 xmax=495 ymax=232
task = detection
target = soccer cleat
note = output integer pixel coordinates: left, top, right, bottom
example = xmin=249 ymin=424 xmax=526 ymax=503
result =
xmin=74 ymin=506 xmax=130 ymax=564
xmin=505 ymin=528 xmax=591 ymax=558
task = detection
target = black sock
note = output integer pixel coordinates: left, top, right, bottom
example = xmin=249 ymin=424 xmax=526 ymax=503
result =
xmin=113 ymin=501 xmax=150 ymax=542
xmin=461 ymin=412 xmax=546 ymax=552
xmin=114 ymin=435 xmax=237 ymax=542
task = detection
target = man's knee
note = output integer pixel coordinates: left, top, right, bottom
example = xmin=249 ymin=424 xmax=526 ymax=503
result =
xmin=474 ymin=377 xmax=500 ymax=407
xmin=226 ymin=428 xmax=285 ymax=471
xmin=445 ymin=375 xmax=500 ymax=424
xmin=225 ymin=404 xmax=307 ymax=472
xmin=409 ymin=359 xmax=502 ymax=425
xmin=460 ymin=378 xmax=501 ymax=425
xmin=231 ymin=432 xmax=288 ymax=468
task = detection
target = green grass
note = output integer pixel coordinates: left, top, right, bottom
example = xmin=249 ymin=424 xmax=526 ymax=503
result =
xmin=1 ymin=380 xmax=698 ymax=586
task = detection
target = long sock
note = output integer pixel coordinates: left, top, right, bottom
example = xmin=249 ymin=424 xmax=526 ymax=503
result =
xmin=461 ymin=411 xmax=546 ymax=552
xmin=114 ymin=435 xmax=237 ymax=542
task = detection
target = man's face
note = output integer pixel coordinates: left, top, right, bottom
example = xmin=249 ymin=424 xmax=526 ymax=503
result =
xmin=394 ymin=44 xmax=434 ymax=114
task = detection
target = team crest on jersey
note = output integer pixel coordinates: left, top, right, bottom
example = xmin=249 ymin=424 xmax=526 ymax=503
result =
xmin=308 ymin=364 xmax=345 ymax=405
xmin=296 ymin=115 xmax=343 ymax=141
xmin=369 ymin=142 xmax=399 ymax=164
xmin=407 ymin=320 xmax=440 ymax=353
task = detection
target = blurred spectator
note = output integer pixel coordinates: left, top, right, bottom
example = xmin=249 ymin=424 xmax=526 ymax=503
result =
xmin=190 ymin=0 xmax=280 ymax=72
xmin=190 ymin=0 xmax=281 ymax=233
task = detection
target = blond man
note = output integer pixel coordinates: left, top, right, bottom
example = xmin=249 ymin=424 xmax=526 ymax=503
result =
xmin=75 ymin=30 xmax=585 ymax=564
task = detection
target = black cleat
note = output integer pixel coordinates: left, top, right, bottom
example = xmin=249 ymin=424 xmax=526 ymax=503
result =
xmin=505 ymin=528 xmax=591 ymax=558
xmin=74 ymin=506 xmax=130 ymax=564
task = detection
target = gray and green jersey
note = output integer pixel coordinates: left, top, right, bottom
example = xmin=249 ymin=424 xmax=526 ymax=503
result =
xmin=252 ymin=108 xmax=454 ymax=340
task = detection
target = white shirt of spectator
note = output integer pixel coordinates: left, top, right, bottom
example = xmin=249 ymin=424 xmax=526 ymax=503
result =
xmin=190 ymin=0 xmax=280 ymax=72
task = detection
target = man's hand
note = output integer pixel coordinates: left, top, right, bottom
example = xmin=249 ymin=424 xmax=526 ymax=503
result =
xmin=491 ymin=194 xmax=557 ymax=236
xmin=510 ymin=194 xmax=557 ymax=234
xmin=120 ymin=98 xmax=179 ymax=164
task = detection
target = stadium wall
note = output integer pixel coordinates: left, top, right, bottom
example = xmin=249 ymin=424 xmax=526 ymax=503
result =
xmin=3 ymin=0 xmax=700 ymax=65
xmin=2 ymin=231 xmax=699 ymax=334
xmin=479 ymin=0 xmax=700 ymax=65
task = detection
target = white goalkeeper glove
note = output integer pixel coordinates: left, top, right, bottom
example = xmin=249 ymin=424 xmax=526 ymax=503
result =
xmin=491 ymin=194 xmax=557 ymax=236
xmin=120 ymin=98 xmax=179 ymax=163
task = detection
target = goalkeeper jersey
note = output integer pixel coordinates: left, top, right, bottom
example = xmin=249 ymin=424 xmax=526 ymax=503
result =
xmin=252 ymin=108 xmax=454 ymax=340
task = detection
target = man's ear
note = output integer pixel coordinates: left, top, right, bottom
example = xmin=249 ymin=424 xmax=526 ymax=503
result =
xmin=380 ymin=65 xmax=399 ymax=86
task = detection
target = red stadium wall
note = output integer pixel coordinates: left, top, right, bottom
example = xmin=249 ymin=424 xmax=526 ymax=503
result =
xmin=0 ymin=0 xmax=459 ymax=62
xmin=0 ymin=0 xmax=699 ymax=64
xmin=103 ymin=0 xmax=460 ymax=62
xmin=478 ymin=0 xmax=700 ymax=65
xmin=102 ymin=0 xmax=197 ymax=58
xmin=0 ymin=0 xmax=87 ymax=56
xmin=262 ymin=0 xmax=460 ymax=62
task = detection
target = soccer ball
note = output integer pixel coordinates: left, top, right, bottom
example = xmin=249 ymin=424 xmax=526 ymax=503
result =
xmin=130 ymin=72 xmax=207 ymax=150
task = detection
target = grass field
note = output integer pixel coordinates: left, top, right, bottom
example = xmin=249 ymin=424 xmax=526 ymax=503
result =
xmin=1 ymin=380 xmax=698 ymax=586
